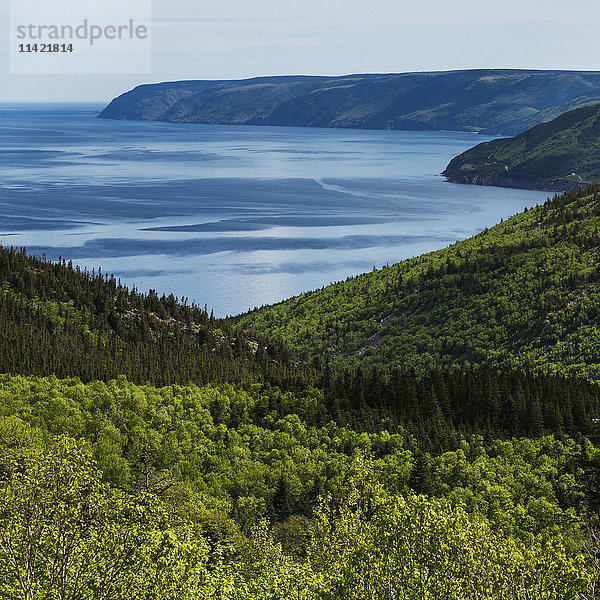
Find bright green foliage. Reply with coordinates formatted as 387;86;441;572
3;187;600;596
0;374;595;548
311;491;590;599
0;435;211;600
225;521;316;600
238;185;600;378
0;438;593;599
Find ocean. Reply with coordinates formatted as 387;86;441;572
0;104;550;316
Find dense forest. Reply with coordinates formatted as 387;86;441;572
4;187;600;597
1;375;598;597
0;245;314;388
238;185;600;378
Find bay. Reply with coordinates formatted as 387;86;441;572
0;104;550;316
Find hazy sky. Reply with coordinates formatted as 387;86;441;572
2;0;600;103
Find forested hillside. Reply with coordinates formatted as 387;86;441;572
3;188;600;596
1;426;592;599
443;103;600;190
0;246;313;389
238;185;600;379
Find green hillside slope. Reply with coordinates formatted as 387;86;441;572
99;70;600;136
443;104;600;190
0;246;313;389
3;195;600;594
238;185;600;378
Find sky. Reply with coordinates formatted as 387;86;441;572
2;0;600;103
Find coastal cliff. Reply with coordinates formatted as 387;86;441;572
100;69;600;136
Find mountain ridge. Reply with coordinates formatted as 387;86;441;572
100;69;600;136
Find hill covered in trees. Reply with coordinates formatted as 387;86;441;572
100;69;600;136
0;246;314;389
4;187;600;596
237;185;600;379
443;104;600;190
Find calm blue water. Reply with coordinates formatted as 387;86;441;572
0;104;550;316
